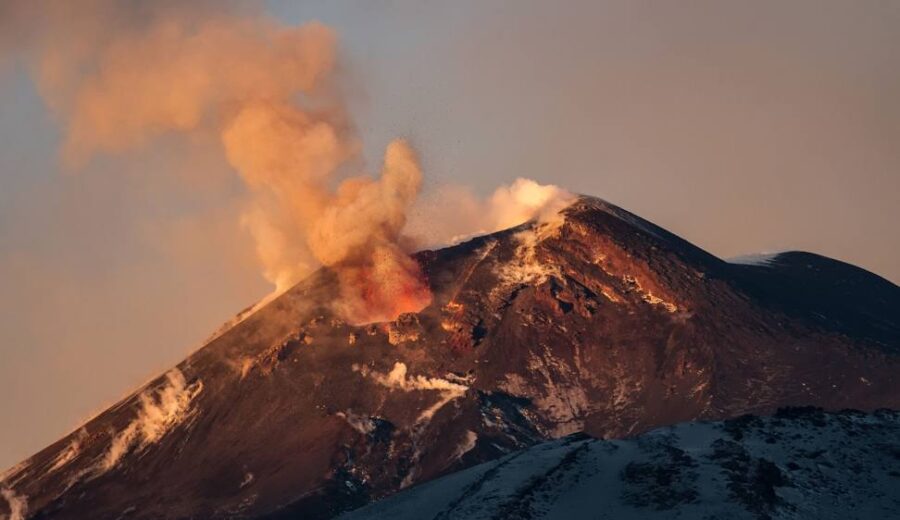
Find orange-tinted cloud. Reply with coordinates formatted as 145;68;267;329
6;1;432;324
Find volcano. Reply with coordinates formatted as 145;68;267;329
2;196;899;519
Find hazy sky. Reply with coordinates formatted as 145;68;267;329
1;0;898;469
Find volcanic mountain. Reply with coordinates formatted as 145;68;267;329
2;196;899;520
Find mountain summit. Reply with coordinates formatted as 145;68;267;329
3;196;899;519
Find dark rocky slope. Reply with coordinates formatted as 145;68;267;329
2;196;898;519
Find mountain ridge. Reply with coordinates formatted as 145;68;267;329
341;407;900;520
2;195;898;519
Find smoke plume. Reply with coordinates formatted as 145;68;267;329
407;178;576;248
2;1;574;324
3;0;435;323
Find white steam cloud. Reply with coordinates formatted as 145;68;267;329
408;178;576;248
100;369;202;472
2;1;576;325
355;362;469;423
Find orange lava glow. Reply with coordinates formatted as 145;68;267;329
335;251;432;324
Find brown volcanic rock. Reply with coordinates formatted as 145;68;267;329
3;196;899;519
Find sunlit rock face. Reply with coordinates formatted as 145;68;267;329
4;196;899;520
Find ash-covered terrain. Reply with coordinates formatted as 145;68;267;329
342;408;900;520
2;196;899;519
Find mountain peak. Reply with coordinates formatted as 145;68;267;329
3;197;899;520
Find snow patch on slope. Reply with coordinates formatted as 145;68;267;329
0;487;27;520
99;369;202;471
498;230;560;285
494;190;576;287
497;220;568;286
452;431;478;461
623;275;679;313
355;363;469;423
729;252;783;266
337;410;377;435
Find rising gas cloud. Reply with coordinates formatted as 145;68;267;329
2;0;571;324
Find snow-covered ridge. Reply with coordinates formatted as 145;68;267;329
728;252;784;267
341;408;900;520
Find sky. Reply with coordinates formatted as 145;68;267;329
1;0;899;470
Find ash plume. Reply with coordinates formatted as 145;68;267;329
1;0;571;324
2;0;432;323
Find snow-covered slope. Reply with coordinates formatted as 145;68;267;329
342;408;900;520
